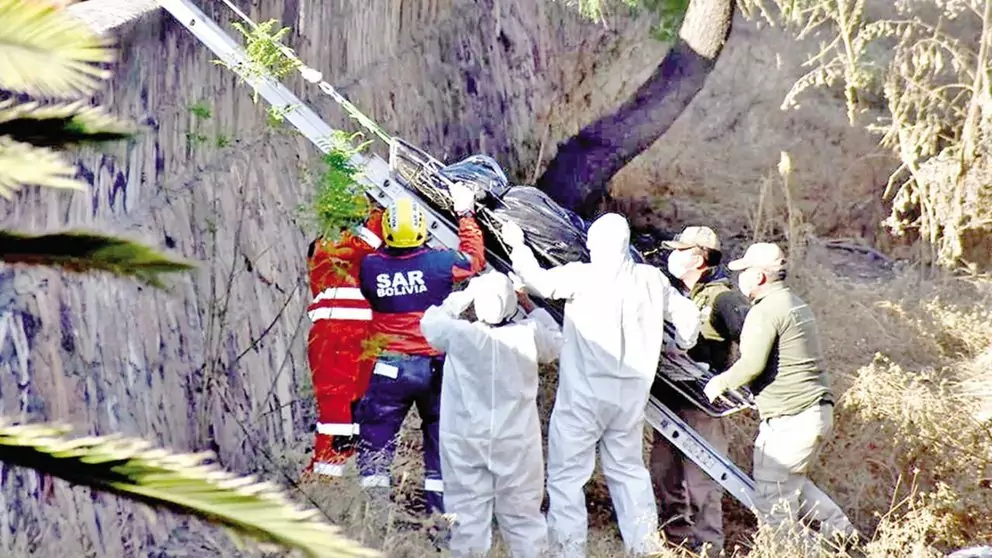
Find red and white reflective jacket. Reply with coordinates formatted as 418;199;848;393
306;209;385;325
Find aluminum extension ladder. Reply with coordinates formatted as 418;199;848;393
156;0;759;513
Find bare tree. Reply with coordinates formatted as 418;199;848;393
538;0;733;217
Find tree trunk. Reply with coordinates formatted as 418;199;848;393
537;0;734;217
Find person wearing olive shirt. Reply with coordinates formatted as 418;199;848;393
703;242;859;546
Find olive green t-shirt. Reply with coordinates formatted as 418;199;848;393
712;283;833;419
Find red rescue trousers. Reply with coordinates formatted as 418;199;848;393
306;287;376;477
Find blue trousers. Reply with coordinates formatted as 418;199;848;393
355;354;445;514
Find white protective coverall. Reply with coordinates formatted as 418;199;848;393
505;213;702;558
420;271;564;558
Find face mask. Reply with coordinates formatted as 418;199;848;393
737;269;758;299
666;250;692;279
667;250;689;279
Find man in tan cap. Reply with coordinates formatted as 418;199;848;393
703;242;859;545
650;226;750;557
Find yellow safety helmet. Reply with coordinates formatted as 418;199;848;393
382;197;428;248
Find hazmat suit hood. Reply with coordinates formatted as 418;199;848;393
473;272;518;324
586;213;633;275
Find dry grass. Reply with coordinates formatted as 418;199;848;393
279;239;992;558
619;156;991;557
714;161;992;556
792;270;992;553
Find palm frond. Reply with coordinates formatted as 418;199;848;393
0;137;87;199
0;99;135;147
0;230;196;288
0;419;380;558
0;0;116;98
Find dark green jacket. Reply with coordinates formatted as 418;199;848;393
652;268;749;409
685;268;749;373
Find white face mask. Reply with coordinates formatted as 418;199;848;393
737;269;759;299
666;249;693;280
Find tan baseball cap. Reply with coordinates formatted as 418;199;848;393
662;225;721;251
727;242;786;272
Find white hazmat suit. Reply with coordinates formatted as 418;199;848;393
504;214;702;558
420;271;564;558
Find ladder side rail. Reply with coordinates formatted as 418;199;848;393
645;398;758;510
157;0;464;252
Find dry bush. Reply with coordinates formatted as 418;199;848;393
713;260;992;557
831;355;992;546
957;348;992;422
282;259;992;558
704;155;992;557
738;0;992;268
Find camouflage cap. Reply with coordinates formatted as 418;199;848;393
662;225;721;251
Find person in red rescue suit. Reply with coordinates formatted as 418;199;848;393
355;183;485;515
304;206;385;478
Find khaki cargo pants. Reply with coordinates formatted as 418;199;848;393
753;402;855;540
649;407;727;555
